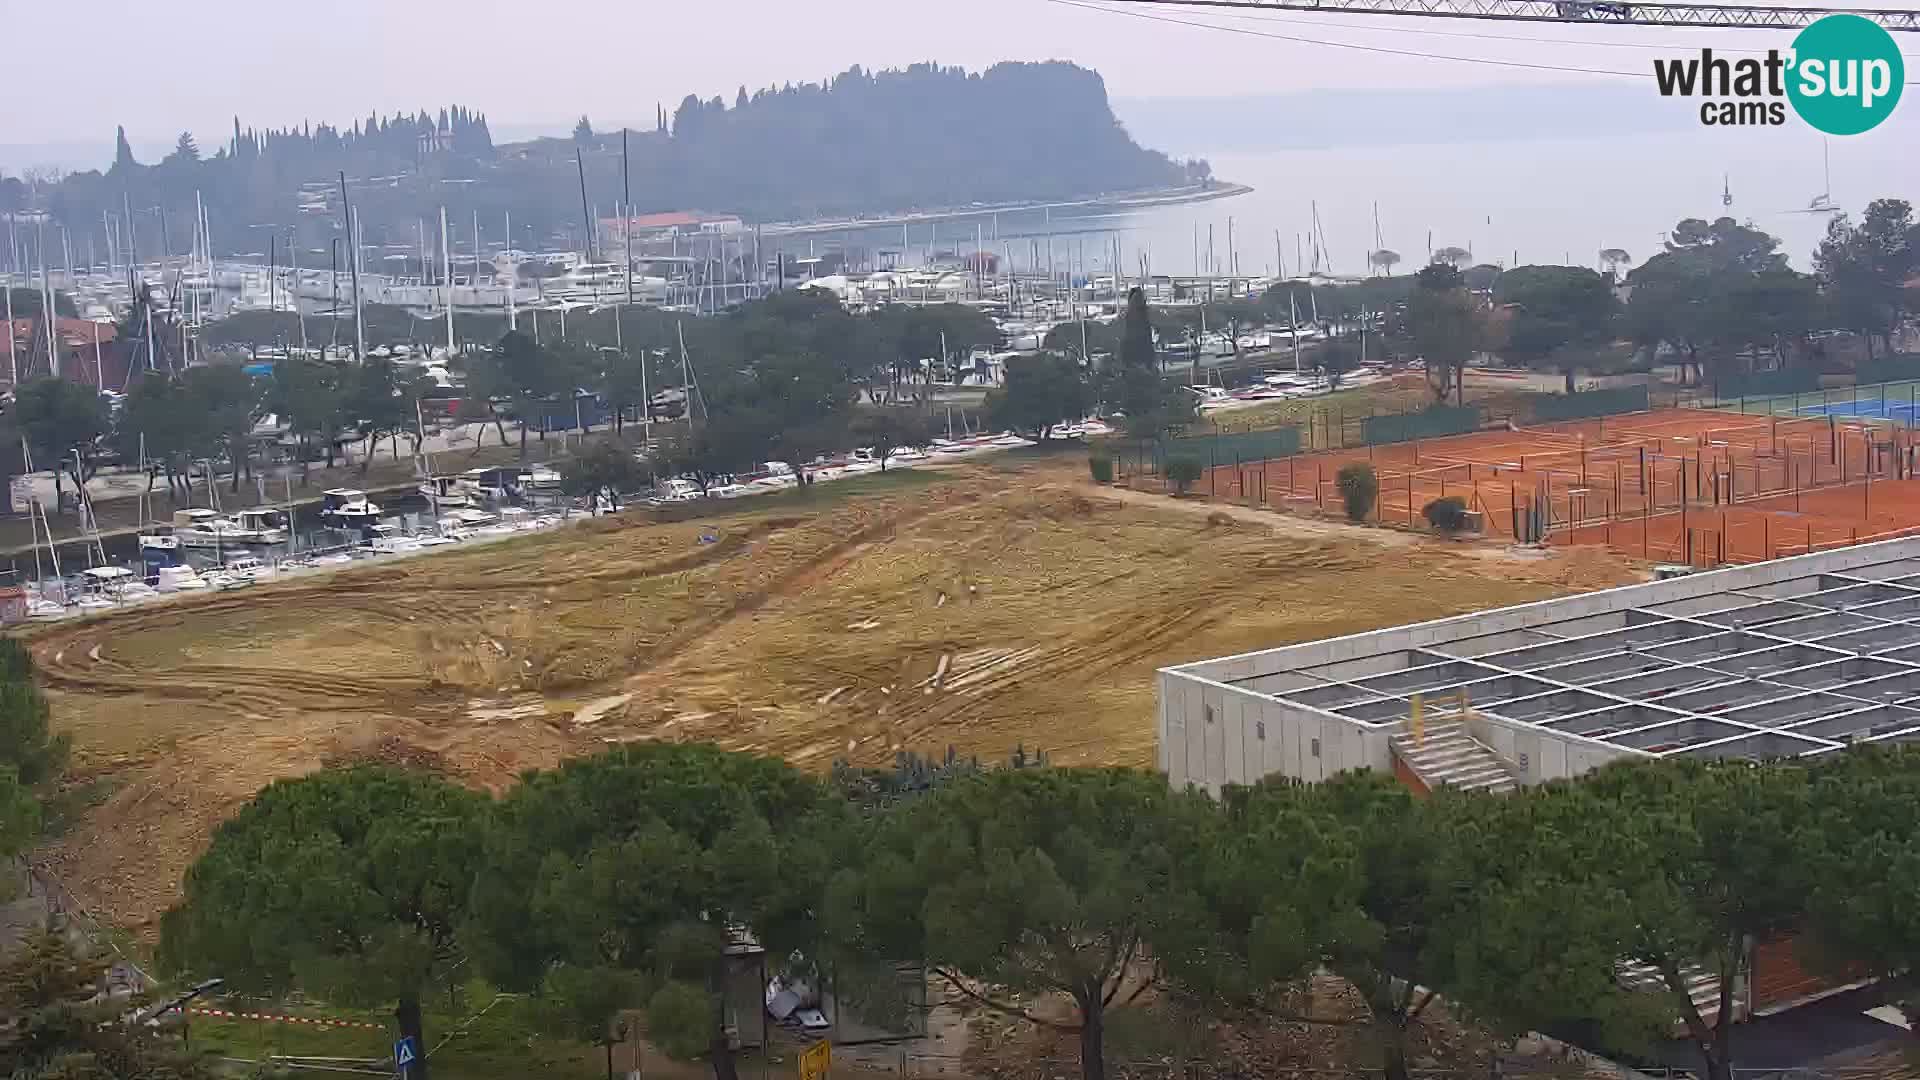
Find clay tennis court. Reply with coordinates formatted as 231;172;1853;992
1189;407;1920;567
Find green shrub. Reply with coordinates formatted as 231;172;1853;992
1336;462;1378;522
1165;456;1203;495
1088;454;1114;483
646;980;714;1061
1422;495;1470;532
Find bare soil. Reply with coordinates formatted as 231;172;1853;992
24;456;1641;935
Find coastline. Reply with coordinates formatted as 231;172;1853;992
758;181;1254;239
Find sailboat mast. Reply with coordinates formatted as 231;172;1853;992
622;129;635;309
440;206;454;355
338;171;364;361
292;229;308;355
38;218;56;376
1290;292;1303;373
4;271;14;387
505;210;515;330
574;148;593;261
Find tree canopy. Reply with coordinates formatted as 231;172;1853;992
828;767;1212;1080
158;766;489;1073
1408;263;1478;402
30;63;1185;258
1493;265;1619;390
153;735;1920;1080
1814;198;1918;359
467;744;846;1080
987;353;1091;441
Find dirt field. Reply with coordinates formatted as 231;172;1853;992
23;455;1640;934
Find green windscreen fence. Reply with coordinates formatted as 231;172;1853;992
1527;386;1650;422
1164;426;1303;465
1363;405;1480;446
1855;355;1920;388
1714;369;1818;400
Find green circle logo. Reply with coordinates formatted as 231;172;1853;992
1787;13;1904;135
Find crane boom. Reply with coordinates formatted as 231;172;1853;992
1097;0;1920;31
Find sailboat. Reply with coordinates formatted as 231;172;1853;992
24;499;65;619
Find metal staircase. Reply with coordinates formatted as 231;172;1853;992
1390;690;1522;794
1389;718;1520;794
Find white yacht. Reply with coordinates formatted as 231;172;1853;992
206;555;272;589
81;566;157;603
437;509;498;538
365;524;422;554
171;507;288;546
139;523;181;556
231;508;289;543
155;565;210;593
419;476;473;509
1186;385;1236;411
549;262;627;301
320;489;382;527
752;462;798;488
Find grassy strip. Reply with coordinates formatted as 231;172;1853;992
181;987;600;1080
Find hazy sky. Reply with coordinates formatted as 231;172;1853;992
5;0;1910;159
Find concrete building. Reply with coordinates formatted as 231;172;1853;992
1159;536;1920;796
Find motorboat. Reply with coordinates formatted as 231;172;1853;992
81;566;157;604
171;507;287;546
171;509;229;547
522;466;563;491
1186;385;1237;412
155;565;209;592
223;555;272;578
840;451;882;475
365;524;422;554
437;509;498;538
27;597;65;620
320;489;382;526
419;476;474;509
230;508;289;544
457;466;521;500
139;524;181;556
888;445;931;462
206;555;273;589
652;479;703;503
752;462;797;488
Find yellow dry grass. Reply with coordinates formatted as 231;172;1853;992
24;455;1641;934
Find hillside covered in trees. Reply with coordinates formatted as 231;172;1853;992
6;62;1199;258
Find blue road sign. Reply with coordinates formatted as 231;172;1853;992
395;1036;418;1068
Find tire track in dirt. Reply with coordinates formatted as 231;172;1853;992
601;492;990;686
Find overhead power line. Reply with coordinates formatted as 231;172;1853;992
1085;0;1920;30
